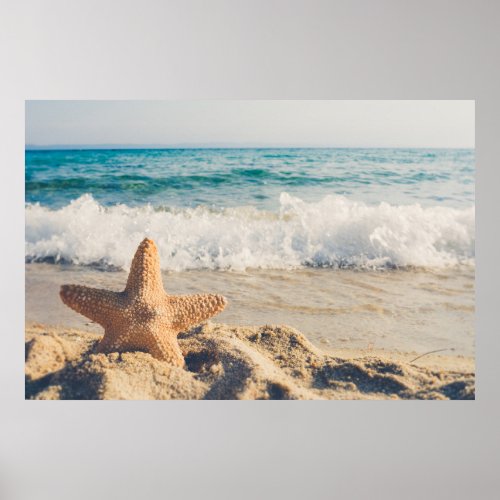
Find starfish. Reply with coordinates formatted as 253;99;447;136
59;238;227;366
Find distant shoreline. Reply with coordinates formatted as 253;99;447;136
25;145;475;152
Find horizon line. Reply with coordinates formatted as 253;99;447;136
25;143;475;151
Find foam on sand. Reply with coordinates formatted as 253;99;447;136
25;323;474;400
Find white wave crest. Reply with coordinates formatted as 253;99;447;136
25;193;475;271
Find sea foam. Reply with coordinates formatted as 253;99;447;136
25;193;475;271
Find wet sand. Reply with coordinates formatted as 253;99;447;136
26;263;475;356
25;322;474;400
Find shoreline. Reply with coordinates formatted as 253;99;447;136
26;263;476;357
25;322;475;400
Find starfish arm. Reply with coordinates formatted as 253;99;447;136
167;293;227;332
60;284;123;327
125;238;165;297
148;334;185;366
95;327;185;366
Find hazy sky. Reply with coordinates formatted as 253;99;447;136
25;100;474;148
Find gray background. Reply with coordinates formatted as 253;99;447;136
1;1;499;499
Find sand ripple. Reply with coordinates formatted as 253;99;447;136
25;323;474;400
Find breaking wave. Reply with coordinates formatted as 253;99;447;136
25;193;475;271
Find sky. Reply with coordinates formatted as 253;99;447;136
25;100;475;148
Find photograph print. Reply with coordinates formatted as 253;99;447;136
25;100;475;400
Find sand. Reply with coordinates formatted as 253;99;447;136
25;322;475;400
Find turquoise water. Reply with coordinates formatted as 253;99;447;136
25;148;475;271
26;148;474;209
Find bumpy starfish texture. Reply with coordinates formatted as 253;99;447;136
59;238;227;366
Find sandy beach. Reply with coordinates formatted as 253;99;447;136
25;321;474;400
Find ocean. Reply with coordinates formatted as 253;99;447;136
25;148;475;355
